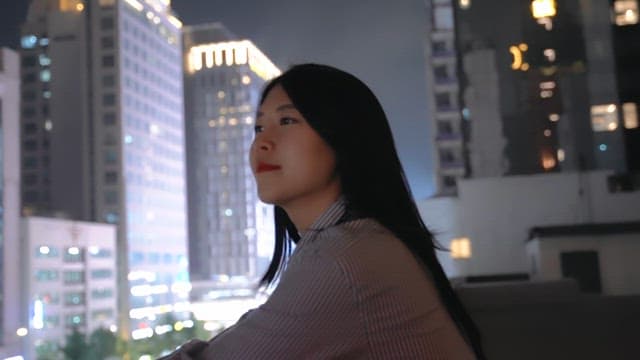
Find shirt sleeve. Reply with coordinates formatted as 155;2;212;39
195;250;367;359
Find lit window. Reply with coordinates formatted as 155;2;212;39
623;102;638;129
21;35;37;49
591;104;619;132
557;148;565;162
229;118;238;126
459;0;471;9
241;75;251;84
433;5;454;30
451;238;472;259
531;0;557;19
45;120;53;131
39;54;51;66
217;91;225;99
599;143;608;152
614;0;638;26
549;113;560;122
543;48;556;62
544;129;552;137
541;151;556;170
40;70;51;82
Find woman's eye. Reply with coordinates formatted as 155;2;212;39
254;125;263;133
280;117;298;125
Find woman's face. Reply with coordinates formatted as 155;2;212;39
250;85;341;209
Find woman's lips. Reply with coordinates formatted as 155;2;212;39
256;163;282;173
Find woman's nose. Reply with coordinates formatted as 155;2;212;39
254;135;275;151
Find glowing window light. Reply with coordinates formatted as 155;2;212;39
242;75;251;85
541;152;556;170
39;246;51;255
16;328;28;337
539;81;556;90
549;113;560;122
155;324;173;335
540;90;553;98
124;0;144;12
614;0;639;26
32;300;44;329
131;327;153;340
591;104;619;132
544;48;556;62
244;116;253;125
557;148;565;162
531;0;557;19
544;129;552;137
509;44;529;71
45;119;53;131
88;246;100;255
187;41;281;80
168;15;182;29
459;0;471;9
68;247;80;255
450;237;472;259
623;102;638;129
229;118;238;126
599;143;608;151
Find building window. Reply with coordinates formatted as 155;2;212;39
64;247;85;263
103;74;115;87
103;94;116;106
21;35;38;49
63;271;85;284
40;69;51;82
24;174;38;185
435;93;452;111
24;156;38;168
104;190;118;204
104;149;117;164
23;140;38;151
102;55;115;67
613;0;638;26
101;36;114;49
91;288;113;299
22;56;37;67
591;104;619;131
433;4;454;30
443;175;457;188
100;17;114;30
64;292;85;306
450;237;472;259
105;171;118;184
623;102;638;129
91;269;113;279
22;73;37;83
89;247;112;258
64;314;86;328
35;270;59;282
103;112;116;125
92;309;114;321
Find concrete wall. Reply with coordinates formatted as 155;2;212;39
418;171;640;278
458;281;640;360
527;233;640;295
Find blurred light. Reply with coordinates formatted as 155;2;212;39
45;120;53;131
224;208;233;216
460;0;471;9
244;116;253;125
510;44;529;71
5;356;24;360
242;75;251;84
608;104;617;113
208;120;216;128
540;90;553;98
599;144;608;151
124;0;144;11
608;122;618;131
21;35;37;49
168;15;183;29
557;148;565;162
204;322;220;331
182;319;194;328
16;328;28;337
542;152;556;170
539;81;556;90
544;129;552;137
124;135;133;144
128;270;156;282
131;328;153;340
531;0;557;19
614;0;639;26
88;246;100;255
155;324;172;335
139;356;152;360
549;113;560;122
451;238;472;259
623;102;638;129
39;246;50;255
76;3;84;11
591;104;619;132
229;118;238;126
43;90;51;99
150;124;160;135
217;91;225;99
110;325;117;332
32;300;44;329
68;247;80;255
544;48;556;62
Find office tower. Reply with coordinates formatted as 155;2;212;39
19;0;189;338
425;0;640;194
183;23;279;288
0;47;22;359
21;217;117;359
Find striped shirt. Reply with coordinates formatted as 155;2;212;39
169;199;476;359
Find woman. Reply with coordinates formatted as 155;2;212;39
165;64;485;359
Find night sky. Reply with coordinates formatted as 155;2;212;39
1;0;435;198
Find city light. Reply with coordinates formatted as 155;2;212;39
187;41;281;80
451;238;472;259
510;44;529;71
531;0;557;19
16;328;28;337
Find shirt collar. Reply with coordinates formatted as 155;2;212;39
299;196;347;241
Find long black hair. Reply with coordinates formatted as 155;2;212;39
257;64;485;359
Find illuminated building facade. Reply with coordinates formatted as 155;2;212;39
0;48;22;359
20;217;117;360
425;0;640;193
183;23;278;288
19;0;189;339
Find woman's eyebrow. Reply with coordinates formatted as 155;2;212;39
257;103;297;118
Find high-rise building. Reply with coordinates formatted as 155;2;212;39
425;0;640;194
19;0;189;338
183;23;279;288
0;47;23;360
21;217;118;360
